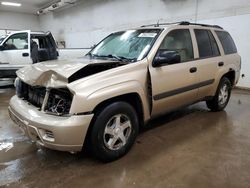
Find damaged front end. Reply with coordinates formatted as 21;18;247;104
16;58;127;88
9;50;136;153
15;78;73;116
14;58;127;116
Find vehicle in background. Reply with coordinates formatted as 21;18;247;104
0;35;7;44
0;30;90;78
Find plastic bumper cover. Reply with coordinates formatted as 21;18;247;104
8;95;94;152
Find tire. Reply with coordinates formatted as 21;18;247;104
206;77;232;112
90;101;139;162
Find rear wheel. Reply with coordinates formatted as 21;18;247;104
90;102;139;162
206;77;232;111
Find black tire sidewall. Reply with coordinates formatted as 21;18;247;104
215;77;232;110
90;102;139;162
206;77;232;111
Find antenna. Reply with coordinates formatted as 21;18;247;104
156;20;160;27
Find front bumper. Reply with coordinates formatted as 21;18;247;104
9;95;94;152
0;64;26;78
0;69;18;78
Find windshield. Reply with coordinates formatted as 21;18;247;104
0;35;7;44
88;29;161;62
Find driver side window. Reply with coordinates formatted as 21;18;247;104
159;29;194;63
4;33;28;50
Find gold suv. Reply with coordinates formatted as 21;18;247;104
9;22;241;162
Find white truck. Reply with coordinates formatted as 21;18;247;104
0;30;90;78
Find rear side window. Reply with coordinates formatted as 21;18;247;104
194;29;220;58
215;31;237;54
208;31;220;56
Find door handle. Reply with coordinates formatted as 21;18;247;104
218;62;224;67
22;53;29;57
189;67;197;73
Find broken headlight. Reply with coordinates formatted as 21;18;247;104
45;88;73;116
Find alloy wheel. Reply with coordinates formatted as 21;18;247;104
103;114;132;150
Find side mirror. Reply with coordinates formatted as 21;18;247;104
0;45;4;51
153;50;181;67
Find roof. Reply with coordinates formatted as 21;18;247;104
140;21;223;30
31;31;46;35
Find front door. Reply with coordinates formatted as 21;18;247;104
46;31;58;60
0;31;31;66
149;29;199;116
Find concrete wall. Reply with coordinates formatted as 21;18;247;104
38;0;250;88
1;1;249;87
39;0;197;48
39;0;250;46
0;11;40;31
201;14;250;88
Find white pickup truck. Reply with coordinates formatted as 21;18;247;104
0;30;90;78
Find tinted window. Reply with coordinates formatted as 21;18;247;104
4;33;28;50
195;29;213;58
159;29;193;62
216;31;237;54
208;31;220;56
31;36;48;49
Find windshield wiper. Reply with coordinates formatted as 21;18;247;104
97;54;134;62
111;55;137;62
106;54;124;61
88;53;136;62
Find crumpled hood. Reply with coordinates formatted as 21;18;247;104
17;57;123;87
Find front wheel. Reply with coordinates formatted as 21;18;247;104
206;77;232;111
90;102;139;162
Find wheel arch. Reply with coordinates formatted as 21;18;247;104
222;70;236;86
82;92;145;149
92;92;144;125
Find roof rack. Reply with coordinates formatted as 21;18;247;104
141;21;223;29
141;21;183;28
179;21;223;29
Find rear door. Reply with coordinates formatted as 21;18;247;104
46;32;58;60
149;29;199;116
0;31;31;66
192;29;222;99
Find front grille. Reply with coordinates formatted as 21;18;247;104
26;86;46;108
16;80;46;108
16;79;72;115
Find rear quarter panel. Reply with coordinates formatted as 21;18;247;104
206;29;241;96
